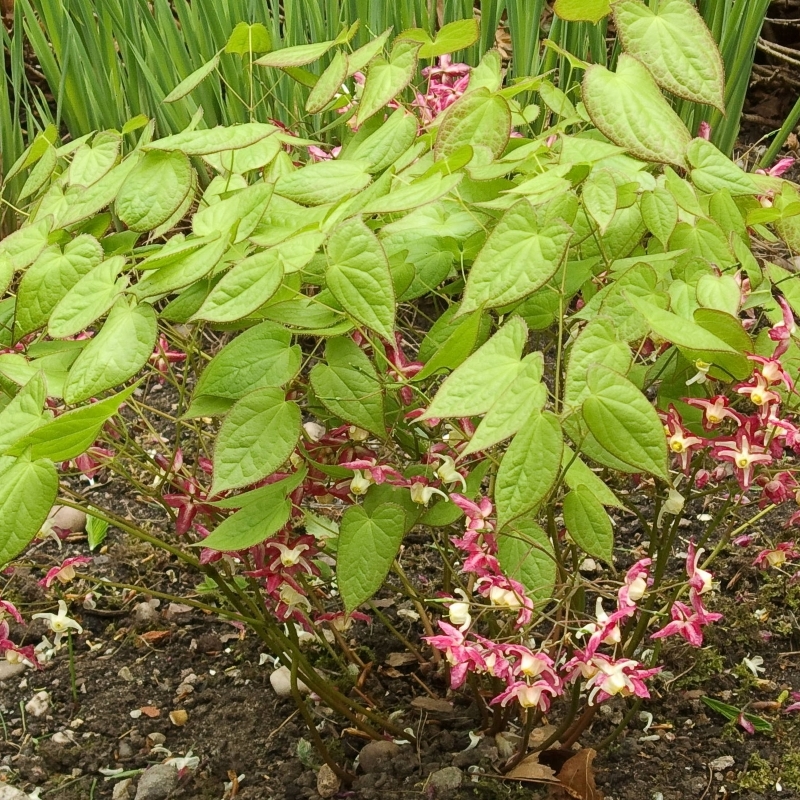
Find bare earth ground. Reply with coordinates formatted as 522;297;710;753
2;509;800;800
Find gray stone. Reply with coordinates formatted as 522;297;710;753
132;601;160;628
709;755;735;772
25;691;49;717
113;778;134;800
0;786;29;800
358;740;401;774
134;764;179;800
0;662;25;681
427;766;463;796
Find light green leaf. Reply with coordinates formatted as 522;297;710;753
497;519;556;606
419;19;479;58
669;219;734;266
193;182;274;242
69;132;121;187
212;387;301;494
539;81;576;119
434;88;511;162
18;237;102;337
193;250;284;322
145;123;276;155
225;22;271;55
203;134;281;174
55;157;139;227
164;53;221;102
19;144;57;200
0;373;47;456
356;40;420;126
360;173;462;216
561;445;623;508
496;410;563;528
460;200;572;313
8;385;136;461
255;39;335;68
48;256;127;339
613;0;725;111
564;317;632;411
461;355;547;456
351;109;419;172
696;273;741;316
63;301;157;404
326;217;395;338
309;336;385;437
193;322;300;402
582;54;691;167
202;488;291;552
347;29;393;76
132;234;228;299
275;160;371;205
116;150;194;231
422;317;527;419
563;485;613;562
0;456;58;567
641;187;679;245
626;292;748;377
583;168;618;234
337;503;406;612
306;51;349;113
582;365;669;482
86;512;109;551
554;0;612;23
0;218;51;270
414;309;483;381
688;138;760;195
0;256;12;297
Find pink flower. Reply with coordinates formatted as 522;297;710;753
661;406;705;473
163;477;216;536
758;472;798;506
565;651;660;704
784;691;800;713
698;122;711;140
450;494;494;534
756;157;795;178
768;297;797;358
685;396;739;430
618;558;652;608
63;445;115;480
753;541;800;569
736;374;781;419
39;556;92;588
149;335;186;379
0;622;37;668
0;599;23;624
711;430;772;490
747;355;794;391
491;679;561;712
686;540;713;594
424;621;485;689
651;590;722;647
737;712;755;734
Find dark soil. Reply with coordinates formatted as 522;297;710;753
2;515;800;800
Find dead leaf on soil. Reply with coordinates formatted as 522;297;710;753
410;696;454;714
140;706;161;718
506;753;558;783
169;709;189;726
550;748;604;800
138;630;171;645
382;667;404;678
386;652;417;668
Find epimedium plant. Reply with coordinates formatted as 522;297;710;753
1;0;800;781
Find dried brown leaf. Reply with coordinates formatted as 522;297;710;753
140;706;160;718
386;652;417;668
552;748;604;800
410;696;453;714
506;753;558;783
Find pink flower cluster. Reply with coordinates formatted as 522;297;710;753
0;599;36;667
413;56;470;126
425;499;663;710
660;339;800;500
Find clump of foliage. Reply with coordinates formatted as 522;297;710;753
1;0;799;782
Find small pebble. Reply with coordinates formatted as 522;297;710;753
25;691;50;718
270;665;309;698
